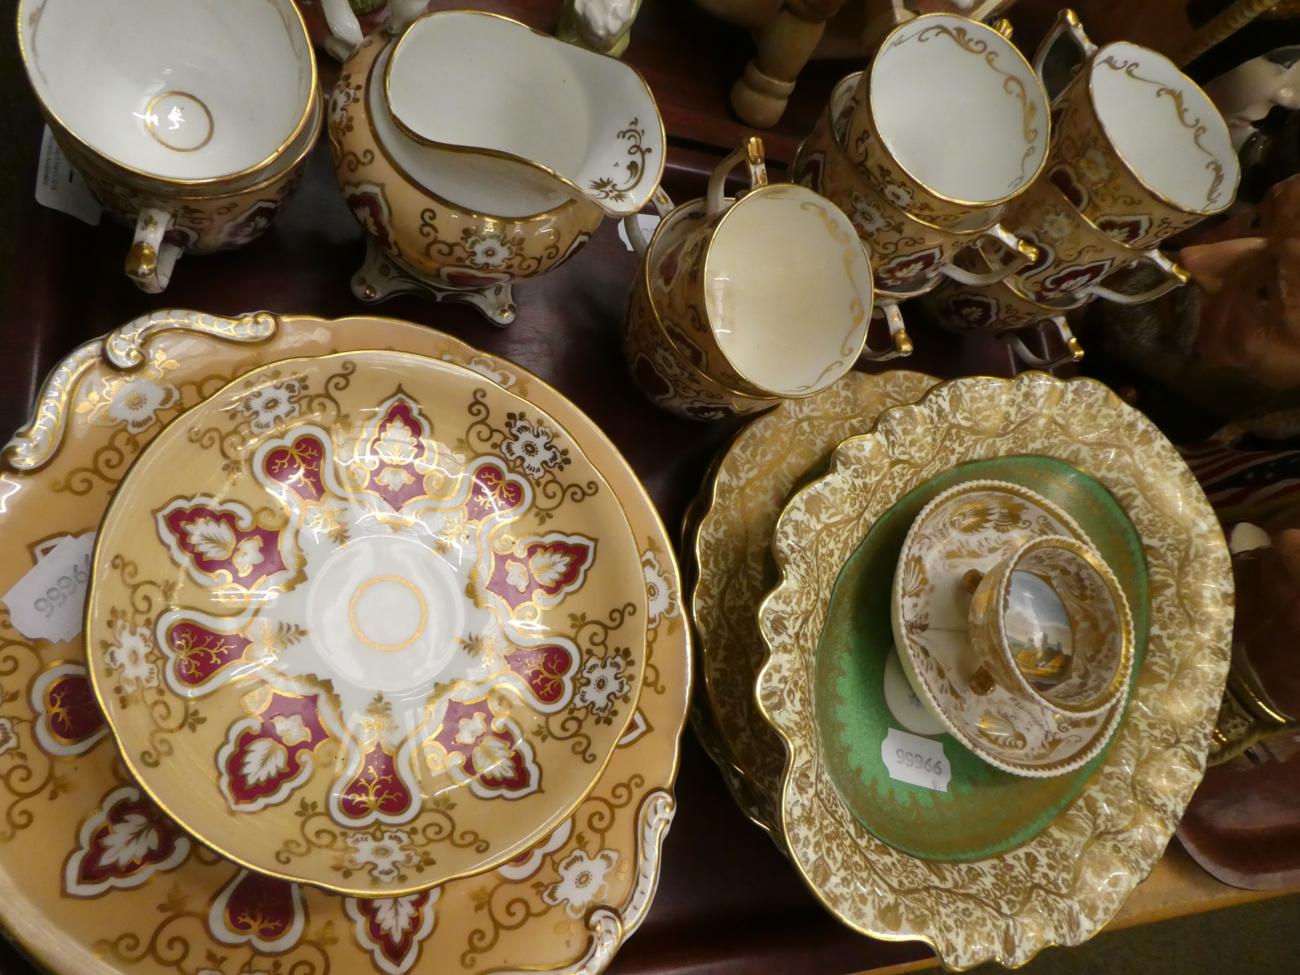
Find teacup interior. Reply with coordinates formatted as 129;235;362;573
870;15;1048;203
1090;42;1238;213
387;12;662;213
21;0;312;181
1004;570;1073;691
1003;543;1126;711
705;185;873;396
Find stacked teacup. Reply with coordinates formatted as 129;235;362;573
796;9;1240;367
621;138;899;421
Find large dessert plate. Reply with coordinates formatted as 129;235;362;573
0;310;689;975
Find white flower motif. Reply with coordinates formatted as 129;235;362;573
642;551;676;625
346;829;416;883
0;717;17;755
106;377;176;434
372;895;422;940
271;713;311;747
105;623;159;692
375;466;413;493
528;549;572;588
850;193;890;237
99;813;161;869
183;517;237;561
241;737;289;786
231;536;265;579
881;179;914;208
472;735;518;782
501;416;563;481
240;379;303;433
374;422;419;468
576;654;629;714
542;848;619;917
1040;206;1075;244
1077;148;1112;185
466;232;515;269
454;713;487;746
505;560;530;593
353;206;382;240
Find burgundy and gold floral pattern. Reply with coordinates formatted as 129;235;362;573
0;313;688;975
85;351;648;895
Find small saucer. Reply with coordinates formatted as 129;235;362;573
891;480;1128;777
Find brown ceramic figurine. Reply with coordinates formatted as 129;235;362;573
1103;172;1300;435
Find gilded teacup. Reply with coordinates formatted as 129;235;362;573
18;0;320;292
647;138;875;399
1033;9;1238;248
928;273;1084;369
999;177;1189;302
845;14;1050;229
623;194;779;420
796;71;1038;294
966;534;1134;719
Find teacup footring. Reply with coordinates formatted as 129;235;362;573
351;239;517;326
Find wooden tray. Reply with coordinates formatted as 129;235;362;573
1;4;1294;972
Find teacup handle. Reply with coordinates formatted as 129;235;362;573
1084;252;1191;305
622;187;675;258
860;300;914;361
707;136;768;219
1000;317;1085;371
124;206;183;295
1031;9;1097;102
942;227;1040;286
320;0;428;60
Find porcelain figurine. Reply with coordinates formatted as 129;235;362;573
1102;172;1300;436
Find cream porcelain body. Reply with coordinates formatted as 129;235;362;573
384;10;665;218
19;0;316;187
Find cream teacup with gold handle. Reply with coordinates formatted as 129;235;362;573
18;0;320;293
622;191;779;420
928;273;1085;371
644;137;876;399
966;534;1134;720
1032;9;1239;248
845;14;1050;230
998;179;1190;303
797;72;1039;294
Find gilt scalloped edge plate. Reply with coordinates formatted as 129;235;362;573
755;372;1233;970
0;310;689;975
688;371;941;835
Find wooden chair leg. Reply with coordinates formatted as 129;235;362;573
730;0;849;128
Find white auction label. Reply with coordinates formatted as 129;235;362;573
35;127;103;226
882;727;950;792
2;532;96;643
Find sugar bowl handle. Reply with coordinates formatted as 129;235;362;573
707;136;768;219
124;206;183;295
